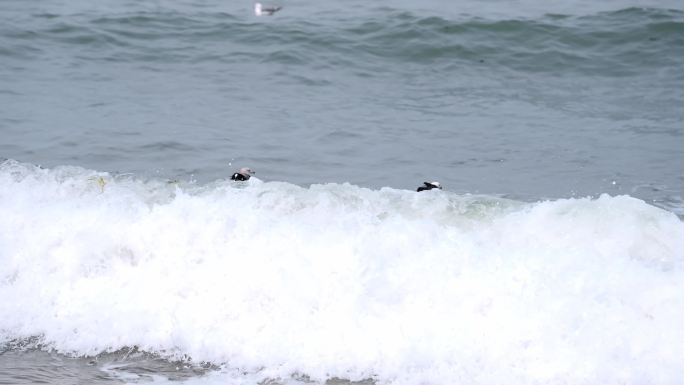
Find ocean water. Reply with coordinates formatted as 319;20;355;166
1;0;684;384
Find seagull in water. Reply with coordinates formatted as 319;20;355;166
417;181;442;192
231;167;255;181
254;2;282;16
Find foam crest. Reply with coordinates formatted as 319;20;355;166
1;161;683;385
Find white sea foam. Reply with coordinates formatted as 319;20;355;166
1;160;684;385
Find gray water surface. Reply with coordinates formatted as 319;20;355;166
2;1;683;210
0;348;211;384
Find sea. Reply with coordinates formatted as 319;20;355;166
1;0;683;384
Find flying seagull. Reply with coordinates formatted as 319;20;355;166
254;2;282;16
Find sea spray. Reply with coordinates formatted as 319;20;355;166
1;160;683;384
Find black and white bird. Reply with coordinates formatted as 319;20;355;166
231;167;255;181
254;2;282;16
416;181;442;192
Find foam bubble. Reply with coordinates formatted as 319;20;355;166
1;160;683;385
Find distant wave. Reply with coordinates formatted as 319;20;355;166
2;7;682;76
2;160;684;384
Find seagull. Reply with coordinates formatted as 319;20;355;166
417;181;442;192
231;167;255;181
254;2;282;16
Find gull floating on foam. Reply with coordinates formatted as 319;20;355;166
417;181;442;192
231;167;255;181
254;2;282;16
